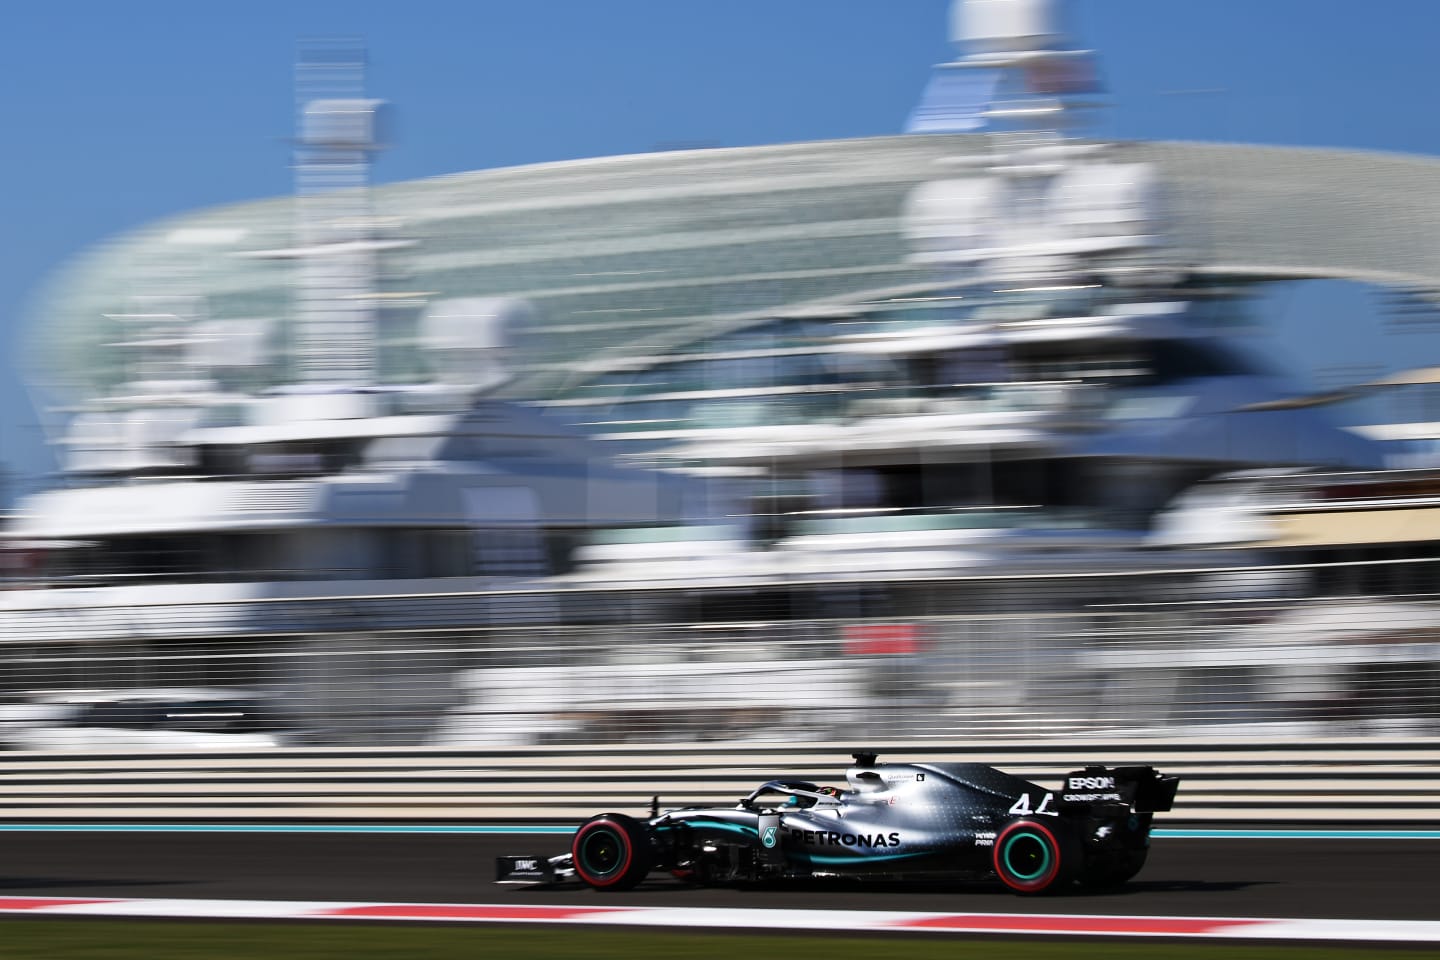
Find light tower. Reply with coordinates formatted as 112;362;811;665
291;39;390;387
905;0;1174;290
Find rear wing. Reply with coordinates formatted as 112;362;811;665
1058;765;1179;813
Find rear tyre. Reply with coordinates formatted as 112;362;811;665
993;819;1075;895
571;814;653;891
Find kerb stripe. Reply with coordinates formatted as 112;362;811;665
0;896;1437;942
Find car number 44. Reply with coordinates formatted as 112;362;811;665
1007;792;1057;816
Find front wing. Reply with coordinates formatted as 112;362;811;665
496;853;575;886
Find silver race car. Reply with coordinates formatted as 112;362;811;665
498;751;1179;895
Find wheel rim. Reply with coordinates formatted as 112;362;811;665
577;825;627;880
1002;831;1051;881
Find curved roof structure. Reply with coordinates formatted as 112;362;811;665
25;135;1440;406
1134;140;1440;290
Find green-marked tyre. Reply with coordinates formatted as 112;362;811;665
571;813;653;891
993;820;1075;894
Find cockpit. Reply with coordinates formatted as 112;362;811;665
742;780;844;810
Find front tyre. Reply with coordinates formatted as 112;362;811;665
571;814;653;891
993;820;1075;895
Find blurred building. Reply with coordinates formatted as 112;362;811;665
26;135;1440;419
7;2;1440;746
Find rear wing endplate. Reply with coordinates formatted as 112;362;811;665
1059;764;1180;813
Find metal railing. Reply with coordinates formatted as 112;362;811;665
0;741;1435;823
0;555;1437;750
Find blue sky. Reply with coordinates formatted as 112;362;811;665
2;0;1440;494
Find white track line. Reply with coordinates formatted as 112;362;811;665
0;896;1437;942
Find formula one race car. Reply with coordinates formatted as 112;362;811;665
497;751;1179;895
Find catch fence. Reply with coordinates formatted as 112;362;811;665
0;555;1436;749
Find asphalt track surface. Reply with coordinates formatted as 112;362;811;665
0;829;1433;923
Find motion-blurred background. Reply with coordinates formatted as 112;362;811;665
1;0;1438;823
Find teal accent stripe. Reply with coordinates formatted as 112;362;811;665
800;850;928;866
671;819;757;838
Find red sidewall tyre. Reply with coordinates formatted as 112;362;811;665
571;814;652;891
993;819;1069;894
